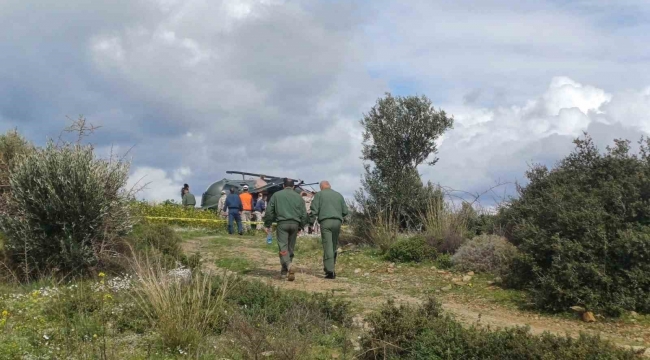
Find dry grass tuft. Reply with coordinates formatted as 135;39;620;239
130;254;229;351
420;195;471;254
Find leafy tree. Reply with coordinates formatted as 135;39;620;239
355;93;453;229
502;134;650;315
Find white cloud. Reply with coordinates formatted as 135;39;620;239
127;166;189;203
422;77;649;202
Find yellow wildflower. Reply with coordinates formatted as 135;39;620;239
103;294;113;301
93;334;98;339
98;272;106;278
1;310;8;317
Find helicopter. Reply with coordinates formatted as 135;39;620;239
200;170;317;210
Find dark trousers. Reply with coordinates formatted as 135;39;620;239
228;209;243;234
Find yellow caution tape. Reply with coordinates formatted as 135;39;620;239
144;216;349;228
144;216;263;224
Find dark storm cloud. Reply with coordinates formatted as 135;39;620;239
3;0;650;203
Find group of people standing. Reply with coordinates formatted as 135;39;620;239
180;179;348;281
217;185;266;234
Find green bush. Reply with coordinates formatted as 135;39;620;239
0;129;33;192
360;298;637;360
435;253;453;269
385;236;437;263
501;135;650;315
126;222;201;271
452;235;519;275
0;141;133;279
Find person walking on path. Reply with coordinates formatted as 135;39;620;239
239;185;254;232
309;180;348;279
182;186;196;207
224;187;243;235
263;178;308;281
217;190;227;218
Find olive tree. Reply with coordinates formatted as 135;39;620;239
355;93;453;230
0;122;134;279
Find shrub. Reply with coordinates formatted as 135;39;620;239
0;141;133;279
435;253;453;269
360;298;637;360
452;235;519;275
420;194;471;254
337;230;368;247
131;256;228;351
502;135;650;315
125;222;201;271
358;211;399;253
221;277;350;326
385;236;437;263
0;129;33;194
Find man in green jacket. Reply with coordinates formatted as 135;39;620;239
309;180;348;279
264;178;308;281
182;187;196;207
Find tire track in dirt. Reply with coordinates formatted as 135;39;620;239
183;236;650;354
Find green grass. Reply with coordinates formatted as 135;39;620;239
214;257;254;274
174;228;217;240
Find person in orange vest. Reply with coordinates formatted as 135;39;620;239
239;185;254;232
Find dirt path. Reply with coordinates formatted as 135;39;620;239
183;235;650;354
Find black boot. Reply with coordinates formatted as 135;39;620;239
325;271;336;279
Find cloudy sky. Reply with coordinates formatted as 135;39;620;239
2;0;650;204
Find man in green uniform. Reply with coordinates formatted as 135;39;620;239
182;187;196;207
264;178;308;281
310;180;348;279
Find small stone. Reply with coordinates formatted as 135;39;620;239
452;277;462;282
630;311;639;318
467;271;475;276
363;273;370;277
437;270;447;274
462;275;472;282
354;268;361;274
262;351;275;357
387;268;395;274
494;276;503;283
430;266;437;270
487;281;495;285
441;285;452;291
582;311;596;323
336;247;342;253
570;306;586;314
389;262;395;268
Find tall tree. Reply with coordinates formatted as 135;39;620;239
356;93;453;228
